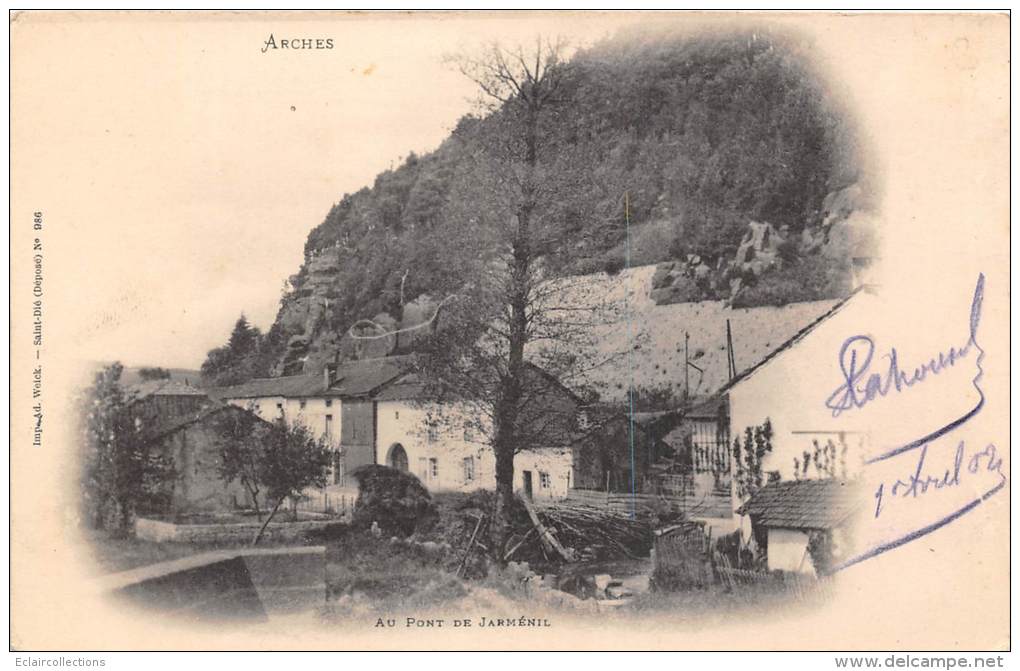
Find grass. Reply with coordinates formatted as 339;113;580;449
84;493;829;625
614;575;837;630
83;529;223;574
82;527;317;574
319;527;477;623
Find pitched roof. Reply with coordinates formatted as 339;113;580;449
210;355;414;400
142;403;223;442
685;395;728;420
737;479;861;530
139;399;261;444
332;355;415;397
210;374;322;400
372;373;427;402
716;288;866;395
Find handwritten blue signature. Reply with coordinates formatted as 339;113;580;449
826;273;985;465
872;440;1005;519
828;274;1006;572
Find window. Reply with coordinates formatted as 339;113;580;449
463;422;475;442
539;471;551;489
429;457;439;480
427;421;439;443
395;410;399;420
462;456;475;483
324;414;333;439
576;411;591;431
325;399;333;408
299;400;307;410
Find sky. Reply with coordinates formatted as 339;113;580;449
12;12;1008;372
12;12;619;369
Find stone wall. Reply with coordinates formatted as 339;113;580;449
134;516;336;544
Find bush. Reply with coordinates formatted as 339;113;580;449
569;256;607;276
807;530;836;576
714;530;742;568
351;465;438;537
732;255;851;308
602;252;626;276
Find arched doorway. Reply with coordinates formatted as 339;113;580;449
387;443;409;472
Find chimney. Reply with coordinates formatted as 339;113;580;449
323;362;339;389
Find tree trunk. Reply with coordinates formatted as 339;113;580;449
491;432;517;555
118;499;134;536
251;496;284;546
245;481;262;522
489;104;539;558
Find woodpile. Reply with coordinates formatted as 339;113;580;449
435;491;657;572
506;497;654;564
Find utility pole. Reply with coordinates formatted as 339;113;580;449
726;319;737;380
684;330;690;402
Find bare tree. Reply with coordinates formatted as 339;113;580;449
421;38;627;554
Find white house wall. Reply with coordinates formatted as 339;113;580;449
375;399;572;499
225;396;341;448
287;398;342;448
728;293;880;488
226;396;285;422
767;528;815;574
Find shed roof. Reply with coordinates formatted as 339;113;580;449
737;479;861;530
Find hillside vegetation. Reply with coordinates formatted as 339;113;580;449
202;27;871;386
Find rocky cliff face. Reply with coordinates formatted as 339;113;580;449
649;183;876;306
210;30;869;383
270;182;875;376
273;251;440;375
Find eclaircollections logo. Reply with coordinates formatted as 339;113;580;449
262;33;334;53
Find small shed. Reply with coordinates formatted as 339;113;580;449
737;479;860;574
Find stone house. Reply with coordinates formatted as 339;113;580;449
372;365;670;501
212;356;412;488
125;381;259;515
371;365;577;500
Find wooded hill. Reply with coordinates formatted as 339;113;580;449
201;27;871;386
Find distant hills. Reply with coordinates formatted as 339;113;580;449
90;364;203;388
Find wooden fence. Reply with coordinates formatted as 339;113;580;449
284;489;356;519
561;487;732;518
713;551;837;601
652;522;715;589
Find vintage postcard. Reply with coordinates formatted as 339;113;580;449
9;10;1010;652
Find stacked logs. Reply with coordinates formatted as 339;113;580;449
505;497;654;564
